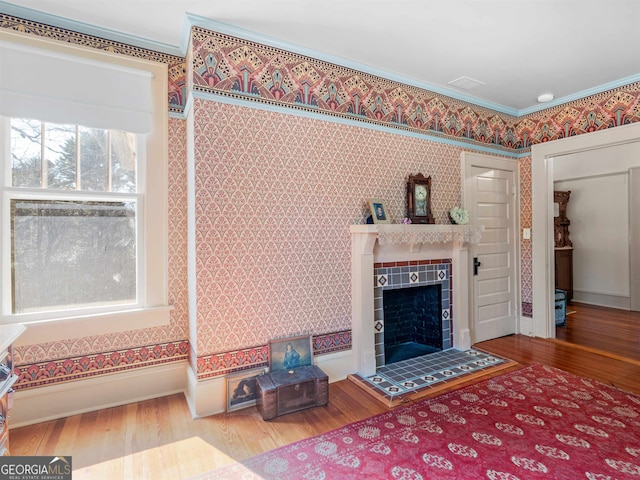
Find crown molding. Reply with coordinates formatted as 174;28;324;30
517;74;640;116
184;13;520;117
2;2;638;121
0;1;183;56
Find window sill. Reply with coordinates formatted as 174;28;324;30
7;305;173;347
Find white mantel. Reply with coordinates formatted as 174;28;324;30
350;224;482;376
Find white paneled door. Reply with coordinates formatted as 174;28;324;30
463;152;519;343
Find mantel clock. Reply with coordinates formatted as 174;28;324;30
406;173;434;224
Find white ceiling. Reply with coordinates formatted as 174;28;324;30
4;0;640;114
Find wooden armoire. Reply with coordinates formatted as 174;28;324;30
554;190;573;302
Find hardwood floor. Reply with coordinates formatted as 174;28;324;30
554;301;640;362
10;305;640;480
476;335;640;395
11;381;394;479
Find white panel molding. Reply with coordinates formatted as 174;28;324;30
11;361;188;427
185;366;225;419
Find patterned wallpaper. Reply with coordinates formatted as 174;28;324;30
190;26;640;153
184;24;639;377
191;98;464;359
519;157;533;314
2;13;638;387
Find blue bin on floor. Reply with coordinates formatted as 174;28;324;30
555;289;567;326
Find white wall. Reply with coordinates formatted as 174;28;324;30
554;142;640;180
553;141;640;309
555;174;629;307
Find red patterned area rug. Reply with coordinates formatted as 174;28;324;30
194;363;640;479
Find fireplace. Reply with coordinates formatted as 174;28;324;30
383;284;443;364
374;260;451;367
351;224;482;377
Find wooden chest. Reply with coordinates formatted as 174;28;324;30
256;365;328;420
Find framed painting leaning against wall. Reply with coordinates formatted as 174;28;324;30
226;367;265;412
269;335;313;372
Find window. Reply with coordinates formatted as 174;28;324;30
0;30;169;341
9;119;139;315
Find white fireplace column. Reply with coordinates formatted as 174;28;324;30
350;224;483;377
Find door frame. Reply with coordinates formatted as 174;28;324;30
531;122;640;338
461;151;522;344
631;167;640;312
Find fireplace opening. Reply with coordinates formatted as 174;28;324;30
383;284;443;364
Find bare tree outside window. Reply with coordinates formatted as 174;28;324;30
11;200;137;313
9;118;138;315
10;118;42;188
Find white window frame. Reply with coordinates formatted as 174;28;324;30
0;30;170;344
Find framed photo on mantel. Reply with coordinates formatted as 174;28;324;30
368;199;391;224
406;173;434;224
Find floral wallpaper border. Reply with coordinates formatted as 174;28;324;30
13;341;190;390
12;333;351;388
2;13;638;150
194;330;351;380
190;26;640;153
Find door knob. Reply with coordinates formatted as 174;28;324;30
473;257;482;276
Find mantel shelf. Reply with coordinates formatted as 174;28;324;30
350;224;484;249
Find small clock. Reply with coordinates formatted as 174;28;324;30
406;173;434;224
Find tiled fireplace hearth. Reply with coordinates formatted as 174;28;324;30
351;224;483;377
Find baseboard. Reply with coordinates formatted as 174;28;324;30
11;360;188;427
519;316;535;337
314;349;354;381
185;349;355;419
572;290;630;310
184;365;226;419
454;328;471;350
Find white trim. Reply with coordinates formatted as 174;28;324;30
0;1;182;57
631;168;640;311
531;122;640;338
0;31;170;339
185;366;225;419
185;101;198;354
10;360;188;427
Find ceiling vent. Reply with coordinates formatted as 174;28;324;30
448;76;485;90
